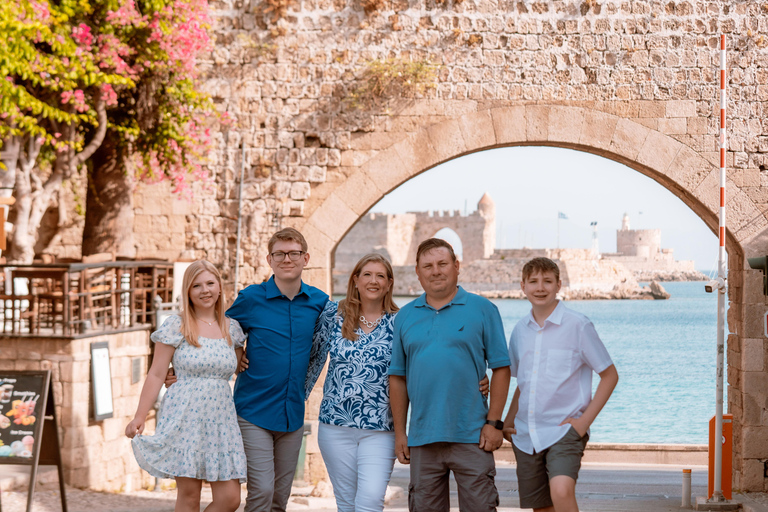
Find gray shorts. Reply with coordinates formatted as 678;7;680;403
408;442;499;512
511;426;589;509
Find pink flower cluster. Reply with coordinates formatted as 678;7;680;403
147;0;212;78
105;0;145;26
60;89;89;112
71;23;93;48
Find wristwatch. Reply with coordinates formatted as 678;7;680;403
485;419;504;430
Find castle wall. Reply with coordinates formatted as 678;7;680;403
33;0;768;492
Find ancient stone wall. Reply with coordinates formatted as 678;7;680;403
123;0;768;491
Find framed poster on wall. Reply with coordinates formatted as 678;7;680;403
90;341;114;421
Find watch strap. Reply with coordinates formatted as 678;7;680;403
485;419;504;430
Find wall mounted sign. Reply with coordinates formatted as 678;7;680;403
90;341;114;421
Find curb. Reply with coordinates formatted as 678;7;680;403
737;493;768;512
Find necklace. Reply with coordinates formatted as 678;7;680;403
359;314;382;329
199;318;214;327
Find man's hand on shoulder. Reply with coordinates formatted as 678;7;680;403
395;433;410;464
479;424;503;452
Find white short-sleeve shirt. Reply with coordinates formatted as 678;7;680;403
509;301;613;455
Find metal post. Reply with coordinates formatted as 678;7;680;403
682;469;692;508
234;141;246;293
710;33;728;504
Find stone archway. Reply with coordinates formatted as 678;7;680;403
299;105;758;283
295;104;766;491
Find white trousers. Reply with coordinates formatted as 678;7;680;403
318;423;396;512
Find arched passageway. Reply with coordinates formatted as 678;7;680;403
296;105;765;491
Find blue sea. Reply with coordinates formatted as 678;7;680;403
389;281;722;445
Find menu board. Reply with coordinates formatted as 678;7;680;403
0;372;47;463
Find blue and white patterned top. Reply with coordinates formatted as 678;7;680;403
305;301;395;431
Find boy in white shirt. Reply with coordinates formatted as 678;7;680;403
503;257;619;512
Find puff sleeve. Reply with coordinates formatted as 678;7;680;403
150;315;185;348
229;318;247;348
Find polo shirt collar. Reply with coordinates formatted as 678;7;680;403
414;285;467;309
526;300;564;328
265;275;311;299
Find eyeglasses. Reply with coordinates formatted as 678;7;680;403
270;251;305;262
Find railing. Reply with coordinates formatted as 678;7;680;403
0;261;174;337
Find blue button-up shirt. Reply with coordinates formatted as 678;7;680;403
229;276;328;432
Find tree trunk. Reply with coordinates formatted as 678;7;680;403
1;137;19;258
7;137;51;264
82;130;136;258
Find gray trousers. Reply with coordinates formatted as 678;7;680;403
238;416;304;512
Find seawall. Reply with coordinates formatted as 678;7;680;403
495;443;708;466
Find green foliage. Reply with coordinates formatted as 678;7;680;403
0;0;129;164
0;0;218;194
346;57;441;111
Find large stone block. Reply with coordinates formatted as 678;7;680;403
490;106;527;144
743;339;766;372
548;106;584;145
742;427;768;458
391;130;440;178
525;105;549;142
637;129;682;174
453;109;495;150
426;118;468;162
579;110;618;151
305;192;360;243
332;170;383;216
743;369;768;397
609;118;650;160
742;458;768;491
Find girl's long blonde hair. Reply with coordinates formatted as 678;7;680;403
179;260;231;347
339;253;399;341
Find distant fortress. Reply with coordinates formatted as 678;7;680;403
334;194;705;299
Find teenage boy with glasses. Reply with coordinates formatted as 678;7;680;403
227;228;328;512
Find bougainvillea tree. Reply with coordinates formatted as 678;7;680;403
0;0;216;262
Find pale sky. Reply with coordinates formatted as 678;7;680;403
370;146;720;274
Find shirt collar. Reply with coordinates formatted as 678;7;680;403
526;300;564;328
414;286;467;309
265;275;310;299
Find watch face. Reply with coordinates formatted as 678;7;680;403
487;420;504;430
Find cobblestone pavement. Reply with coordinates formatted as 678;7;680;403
1;470;766;512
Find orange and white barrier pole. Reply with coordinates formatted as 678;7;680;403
711;33;728;503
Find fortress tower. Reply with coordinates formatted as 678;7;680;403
616;213;662;259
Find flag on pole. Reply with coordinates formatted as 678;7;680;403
558;212;568;220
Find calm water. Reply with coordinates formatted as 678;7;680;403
386;281;722;445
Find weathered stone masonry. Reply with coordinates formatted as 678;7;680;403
122;0;768;491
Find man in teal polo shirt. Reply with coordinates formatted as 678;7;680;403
389;238;511;512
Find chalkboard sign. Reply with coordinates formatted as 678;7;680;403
0;372;46;462
0;370;67;512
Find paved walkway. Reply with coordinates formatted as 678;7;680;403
1;461;766;512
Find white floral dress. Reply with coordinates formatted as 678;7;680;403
132;315;247;482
